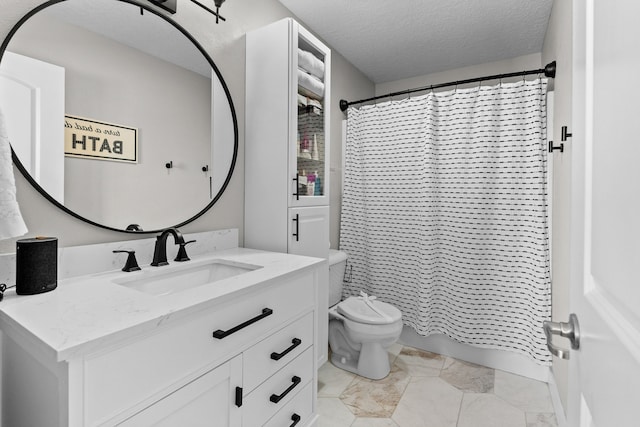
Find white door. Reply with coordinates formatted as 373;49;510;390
568;0;640;425
288;206;329;258
118;356;242;426
0;51;65;202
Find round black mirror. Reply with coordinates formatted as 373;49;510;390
0;0;238;233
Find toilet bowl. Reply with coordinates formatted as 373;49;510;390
328;250;403;380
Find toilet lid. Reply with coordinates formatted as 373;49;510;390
337;296;402;325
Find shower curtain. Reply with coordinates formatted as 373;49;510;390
340;79;551;365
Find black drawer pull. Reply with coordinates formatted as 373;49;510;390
270;376;301;404
212;308;273;339
290;413;301;427
271;338;302;361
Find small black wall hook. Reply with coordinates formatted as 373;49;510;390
561;126;573;141
549;141;564;153
165;161;173;169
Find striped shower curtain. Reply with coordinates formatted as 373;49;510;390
340;79;551;364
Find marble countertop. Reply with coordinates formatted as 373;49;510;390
0;247;324;362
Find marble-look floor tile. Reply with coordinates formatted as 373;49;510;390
318;344;561;427
394;347;445;377
440;358;494;393
494;370;554;413
340;364;410;417
351;418;399;427
457;393;526;427
318;360;357;397
526;412;559;427
317;397;355;427
388;343;404;364
392;377;463;427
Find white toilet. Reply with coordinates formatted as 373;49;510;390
327;250;403;380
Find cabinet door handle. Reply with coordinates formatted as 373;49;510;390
270;338;302;361
292;214;300;242
290;413;301;427
269;376;301;404
292;176;299;201
235;386;243;407
212;308;273;339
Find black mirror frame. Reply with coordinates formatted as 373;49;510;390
0;0;238;234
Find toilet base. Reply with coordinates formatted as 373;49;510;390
330;341;391;380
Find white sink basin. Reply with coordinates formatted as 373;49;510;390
112;260;261;296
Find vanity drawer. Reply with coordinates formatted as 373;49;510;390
243;311;313;392
243;347;314;427
84;271;314;426
263;382;313;427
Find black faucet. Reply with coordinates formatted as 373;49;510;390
151;228;185;267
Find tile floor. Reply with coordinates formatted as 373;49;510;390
317;344;558;427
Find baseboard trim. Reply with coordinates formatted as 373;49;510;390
547;369;568;427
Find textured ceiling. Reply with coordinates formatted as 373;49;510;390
278;0;553;84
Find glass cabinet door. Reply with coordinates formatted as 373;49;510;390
296;98;325;198
291;31;329;207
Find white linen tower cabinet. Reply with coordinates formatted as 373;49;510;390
245;18;331;366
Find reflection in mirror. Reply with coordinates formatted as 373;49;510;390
0;0;237;232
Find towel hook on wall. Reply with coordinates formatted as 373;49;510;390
548;141;564;153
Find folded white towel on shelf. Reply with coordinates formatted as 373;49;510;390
298;68;324;100
298;48;324;80
0;107;27;239
297;93;308;107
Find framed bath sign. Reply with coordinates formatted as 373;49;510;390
64;115;138;163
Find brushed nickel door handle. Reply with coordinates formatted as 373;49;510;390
543;313;580;360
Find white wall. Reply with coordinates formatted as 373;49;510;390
329;60;374;249
0;0;374;252
542;0;573;417
375;53;542;95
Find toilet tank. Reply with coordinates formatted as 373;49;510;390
328;249;348;307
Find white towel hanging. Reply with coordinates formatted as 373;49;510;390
0;107;28;239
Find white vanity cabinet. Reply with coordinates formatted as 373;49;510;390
245;17;331;367
0;252;322;427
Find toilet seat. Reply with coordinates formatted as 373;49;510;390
337;296;402;325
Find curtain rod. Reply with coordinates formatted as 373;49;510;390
339;60;556;112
